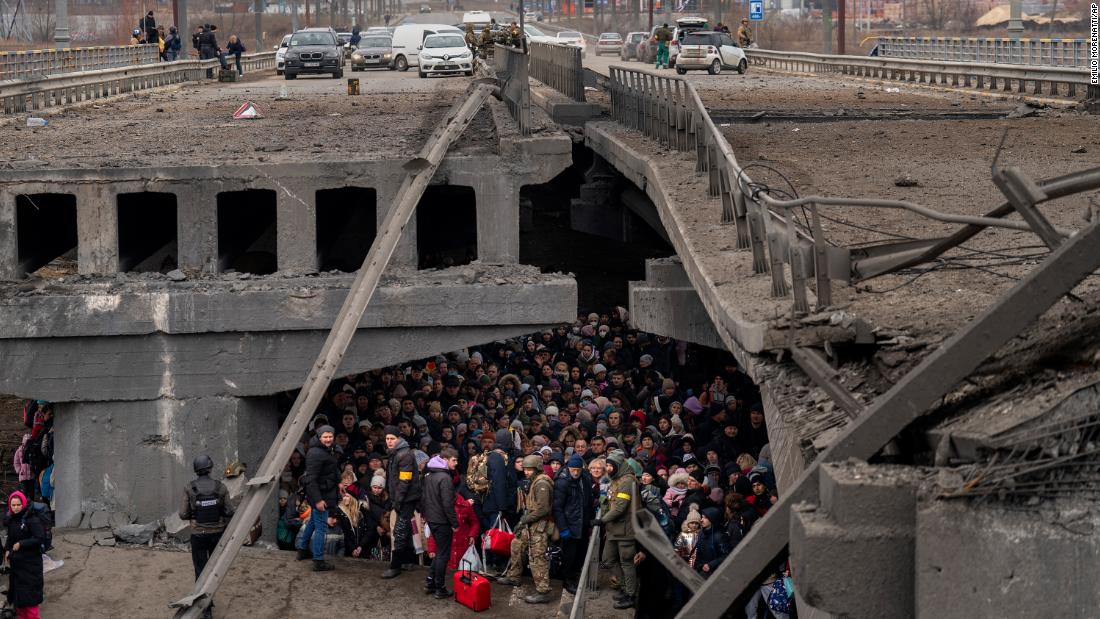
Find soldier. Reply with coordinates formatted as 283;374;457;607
480;24;494;58
509;21;522;48
497;454;555;604
465;23;479;54
180;454;234;619
737;18;753;48
654;23;672;69
593;452;638;609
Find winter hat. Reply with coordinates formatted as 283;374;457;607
545;405;560;417
567;454;584;468
383;425;400;437
412;414;428;428
413;450;430;468
689;468;705;483
668;471;691;487
701;507;721;524
639;354;653;366
592;364;608;375
316;424;336;437
370;473;386;489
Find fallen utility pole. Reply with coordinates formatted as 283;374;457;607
170;82;496;619
675;217;1100;619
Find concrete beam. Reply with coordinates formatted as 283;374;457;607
175;181;219;274
54;396;279;529
0;272;575;338
76;184;118;275
629;258;724;349
0;187;16;281
274;179;319;274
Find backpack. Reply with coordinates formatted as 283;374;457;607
767;576;794;614
466;450;503;495
30;502;53;551
640;485;675;539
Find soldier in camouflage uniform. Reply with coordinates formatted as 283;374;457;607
497;454;556;604
593;451;638;609
479;24;494;59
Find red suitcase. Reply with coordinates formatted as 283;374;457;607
454;562;492;612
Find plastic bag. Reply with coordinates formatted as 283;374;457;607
461;544;485;574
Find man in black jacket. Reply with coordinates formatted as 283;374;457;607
420;448;460;598
552;453;593;593
382;425;422;579
298;425;339;571
180;454;234;618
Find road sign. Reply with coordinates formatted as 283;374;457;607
749;0;763;20
233;101;263;119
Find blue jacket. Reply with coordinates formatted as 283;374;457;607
481;449;516;515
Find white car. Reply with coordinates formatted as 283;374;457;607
675;30;747;75
275;33;292;75
391;22;462;70
418;32;474;77
595;32;623;55
556;30;586;57
524;24;556;44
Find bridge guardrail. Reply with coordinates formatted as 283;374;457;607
0;52;276;114
876;36;1090;68
494;44;532;135
0;45;161;80
529;41;585;102
747;48;1097;101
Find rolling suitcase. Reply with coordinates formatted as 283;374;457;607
454;560;491;611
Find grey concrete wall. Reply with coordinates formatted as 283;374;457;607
916;500;1100;619
791;461;919;619
629;258;726;349
1;324;567;402
0;140;572;280
55;396;279;528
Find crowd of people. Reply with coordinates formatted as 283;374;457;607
129;11;247;77
272;308;794;617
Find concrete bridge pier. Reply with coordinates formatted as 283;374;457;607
55;396;279;533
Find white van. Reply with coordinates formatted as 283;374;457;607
462;10;492;29
390;23;463;71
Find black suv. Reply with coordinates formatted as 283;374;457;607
284;28;344;79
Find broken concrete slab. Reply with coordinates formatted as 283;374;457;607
164;512;192;542
113;521;160;545
88;511;111;529
62;531;97;547
223;476;247;502
107;512;133;529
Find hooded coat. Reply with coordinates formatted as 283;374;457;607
602;454;637;541
4;492;44;609
420;456;460;528
482;429;517;516
553;466;593;537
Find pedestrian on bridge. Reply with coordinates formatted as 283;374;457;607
737;18;753;48
165;26;182;61
226;35;247;76
654;23;672;69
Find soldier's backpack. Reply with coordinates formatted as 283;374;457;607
466;451;491;494
30;501;54;551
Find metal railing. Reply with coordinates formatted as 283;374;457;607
529;41;586;102
748;48;1097;101
608;64;820;312
493;43;532;135
568;508;602;619
0;44;161;80
0;52;276;114
876;36;1090;68
606;63;1100;318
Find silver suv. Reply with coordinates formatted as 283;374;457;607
284;27;344;80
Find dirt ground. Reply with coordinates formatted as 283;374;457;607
36;534;628;618
0;68;491;170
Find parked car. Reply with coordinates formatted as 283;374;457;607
283;27;344;79
350;34;393;70
390;22;463;71
418;32;474;77
462;10;492;30
556;30;586;57
523;10;543;21
595;32;623;55
275;33;292;75
675;30;746;74
638;16;710;66
620;31;646;60
419;3;432;11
